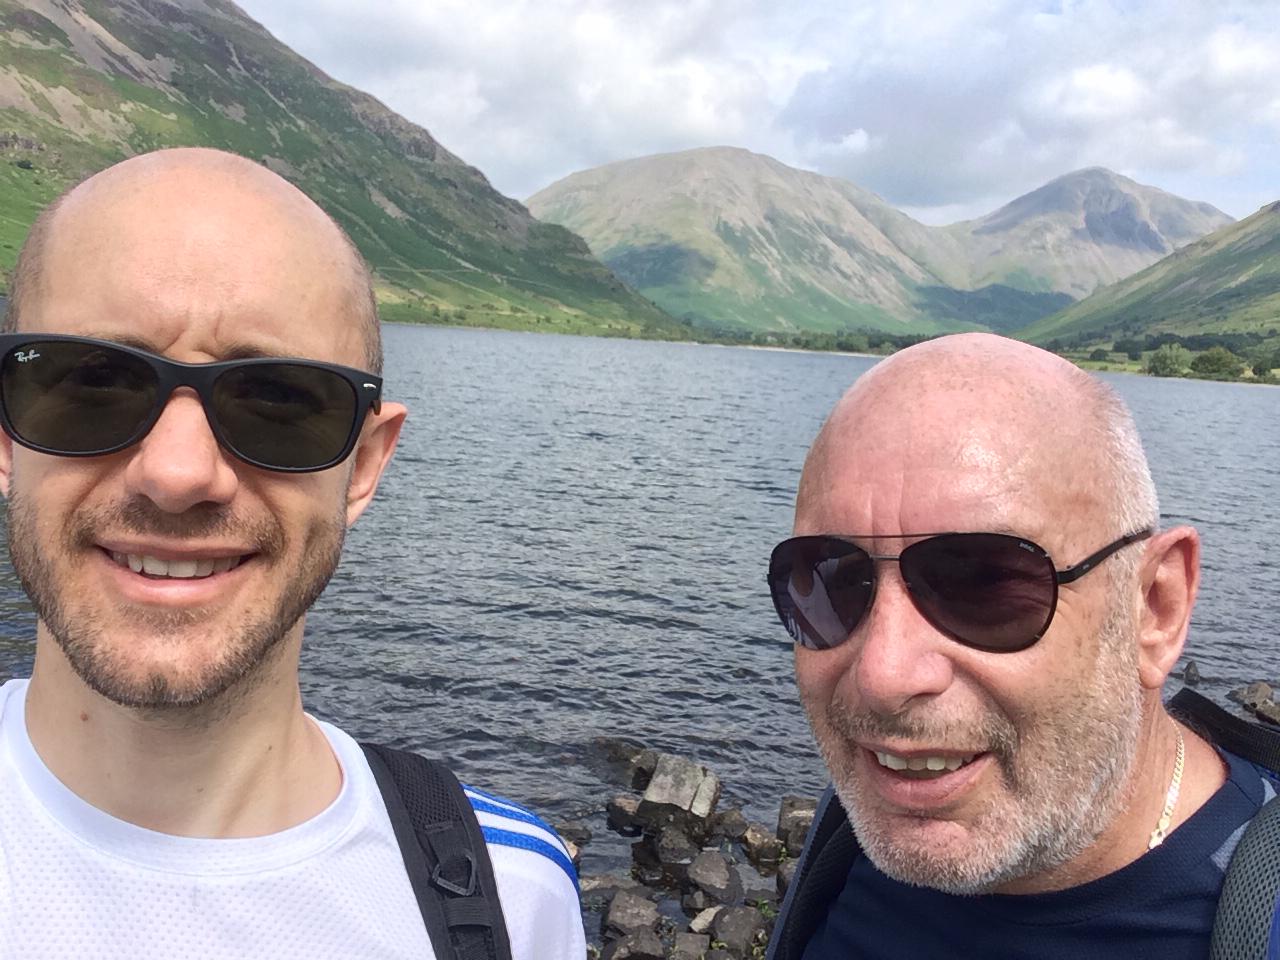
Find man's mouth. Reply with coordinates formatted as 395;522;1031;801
874;750;980;778
108;551;248;579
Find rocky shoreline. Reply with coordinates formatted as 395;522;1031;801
565;666;1280;960
564;740;811;960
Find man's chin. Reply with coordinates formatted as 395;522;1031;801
839;784;1030;894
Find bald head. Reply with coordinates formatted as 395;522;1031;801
797;333;1157;563
4;148;381;372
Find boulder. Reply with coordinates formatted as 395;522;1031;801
597;736;647;765
602;930;665;960
556;820;592;846
712;807;750;841
631;748;660;791
1256;700;1280;727
669;932;711;960
1182;660;1201;687
580;873;647;897
776;795;818;856
604;889;660;938
777;858;798;897
638;824;700;883
563;839;581;868
742;821;784;868
711;904;767;957
686;850;744;906
636;753;722;835
1228;681;1274;711
705;952;735;960
687;906;722;935
608;795;645;836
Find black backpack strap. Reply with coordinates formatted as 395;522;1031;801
361;743;513;960
1211;793;1280;960
1168;688;1280;771
767;786;862;960
1168;688;1280;960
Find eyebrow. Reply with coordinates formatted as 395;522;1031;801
83;333;291;362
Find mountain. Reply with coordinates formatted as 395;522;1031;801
1020;201;1280;345
948;167;1235;299
527;148;1233;335
0;0;685;339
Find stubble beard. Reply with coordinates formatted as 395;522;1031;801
807;597;1143;894
7;491;346;716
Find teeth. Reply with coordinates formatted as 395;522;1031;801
876;751;977;773
114;552;242;579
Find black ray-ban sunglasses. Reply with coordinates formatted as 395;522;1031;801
0;334;382;473
768;529;1153;654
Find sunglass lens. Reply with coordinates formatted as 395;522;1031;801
902;534;1056;651
769;537;875;650
1;340;158;454
212;363;358;470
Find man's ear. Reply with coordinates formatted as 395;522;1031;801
0;431;12;499
345;402;406;527
1136;526;1200;690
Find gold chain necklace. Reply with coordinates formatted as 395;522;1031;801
1148;724;1185;850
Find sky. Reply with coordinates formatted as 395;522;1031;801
233;0;1278;225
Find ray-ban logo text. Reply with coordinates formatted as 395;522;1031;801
14;350;40;363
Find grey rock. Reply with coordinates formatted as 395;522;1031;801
637;754;722;833
608;795;644;835
670;932;711;960
688;905;723;934
680;889;711;915
776;795;818;856
712;807;749;841
598;737;647;766
742;821;784;868
777;858;798;897
1182;660;1201;686
604;889;660;937
580;873;647;897
704;952;735;960
1257;700;1280;726
563;839;581;868
650;824;700;879
602;929;665;960
711;905;766;957
631;748;660;790
687;850;744;905
1228;681;1274;711
556;820;593;846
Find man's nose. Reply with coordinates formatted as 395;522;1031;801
851;565;955;716
123;390;239;513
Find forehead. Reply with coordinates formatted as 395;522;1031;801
25;167;364;367
796;378;1106;552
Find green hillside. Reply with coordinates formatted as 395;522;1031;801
0;0;687;339
1021;202;1280;346
528;148;1230;336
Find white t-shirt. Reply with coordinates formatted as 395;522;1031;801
0;679;585;959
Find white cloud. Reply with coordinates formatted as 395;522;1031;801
235;0;1280;220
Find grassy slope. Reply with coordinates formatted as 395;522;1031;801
1021;202;1280;344
0;0;688;340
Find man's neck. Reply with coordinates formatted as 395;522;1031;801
994;703;1229;895
22;632;342;838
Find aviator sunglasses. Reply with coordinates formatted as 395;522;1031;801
768;529;1153;654
0;334;382;473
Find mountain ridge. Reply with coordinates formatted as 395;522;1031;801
527;147;1233;334
1020;200;1280;345
0;0;688;339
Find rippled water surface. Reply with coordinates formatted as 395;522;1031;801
1;326;1277;833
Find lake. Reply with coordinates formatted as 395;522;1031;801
0;324;1277;836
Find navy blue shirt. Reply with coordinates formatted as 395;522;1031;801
803;750;1273;960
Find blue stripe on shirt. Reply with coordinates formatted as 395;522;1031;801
480;825;578;891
